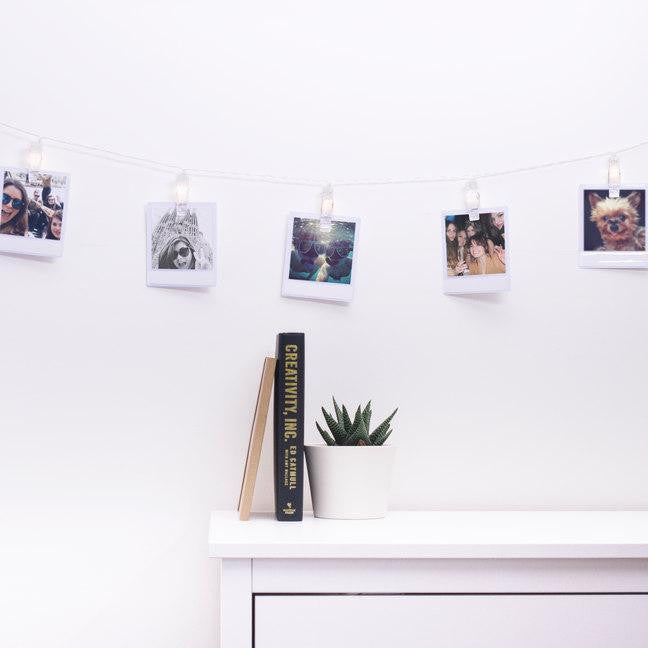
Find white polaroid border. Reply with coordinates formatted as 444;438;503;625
578;185;648;269
281;212;359;303
0;166;70;258
146;202;217;287
442;207;511;294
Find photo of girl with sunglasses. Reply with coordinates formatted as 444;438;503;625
151;206;213;271
147;202;217;287
1;177;30;237
158;236;197;269
289;217;355;283
1;170;69;248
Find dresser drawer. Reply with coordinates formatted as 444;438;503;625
255;594;648;648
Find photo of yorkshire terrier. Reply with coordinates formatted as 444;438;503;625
585;190;646;252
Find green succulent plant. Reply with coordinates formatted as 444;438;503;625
316;397;398;446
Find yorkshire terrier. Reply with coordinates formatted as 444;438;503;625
588;191;645;251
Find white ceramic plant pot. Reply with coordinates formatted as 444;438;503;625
304;444;396;520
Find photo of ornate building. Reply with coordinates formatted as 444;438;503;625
151;206;214;270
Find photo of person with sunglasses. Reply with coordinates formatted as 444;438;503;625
290;228;327;279
149;204;214;278
2;170;68;241
289;218;355;283
1;177;30;237
158;235;197;269
317;238;353;282
0;168;69;257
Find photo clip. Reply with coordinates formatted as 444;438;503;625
27;138;44;172
319;183;334;232
608;156;621;198
175;171;190;217
464;180;480;221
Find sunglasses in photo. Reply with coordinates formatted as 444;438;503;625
328;242;353;256
295;240;327;255
174;246;191;258
2;193;25;210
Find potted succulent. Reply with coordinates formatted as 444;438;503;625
305;398;398;520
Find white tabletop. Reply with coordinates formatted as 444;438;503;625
209;510;648;559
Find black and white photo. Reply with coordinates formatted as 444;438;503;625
146;202;217;287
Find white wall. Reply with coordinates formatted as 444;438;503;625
2;1;648;646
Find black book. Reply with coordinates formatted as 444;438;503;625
273;332;305;521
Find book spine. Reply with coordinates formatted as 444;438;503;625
273;332;305;521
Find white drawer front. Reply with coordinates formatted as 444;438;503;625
255;594;648;648
253;558;648;592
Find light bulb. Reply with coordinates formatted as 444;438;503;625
608;156;621;190
175;172;190;204
465;189;480;210
27;140;43;171
321;196;334;216
320;184;334;217
464;181;480;211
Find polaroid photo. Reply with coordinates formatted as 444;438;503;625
0;167;70;257
282;213;359;302
579;186;648;268
146;202;217;287
442;209;510;294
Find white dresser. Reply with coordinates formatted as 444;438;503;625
209;511;648;647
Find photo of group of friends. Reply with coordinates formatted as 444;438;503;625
282;214;358;302
146;202;217;287
288;217;355;283
445;211;506;277
1;168;68;255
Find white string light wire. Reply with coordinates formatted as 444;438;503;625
2;120;648;188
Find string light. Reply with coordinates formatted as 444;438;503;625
464;180;480;221
27;139;43;171
319;183;334;231
175;171;190;204
608;156;621;198
1;120;647;188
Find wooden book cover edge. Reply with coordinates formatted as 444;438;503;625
238;357;276;520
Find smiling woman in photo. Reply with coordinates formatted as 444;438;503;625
46;211;63;240
158;235;196;269
446;219;473;276
455;228;470;275
147;204;216;286
1;177;29;237
445;220;459;274
487;211;506;248
467;232;505;275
